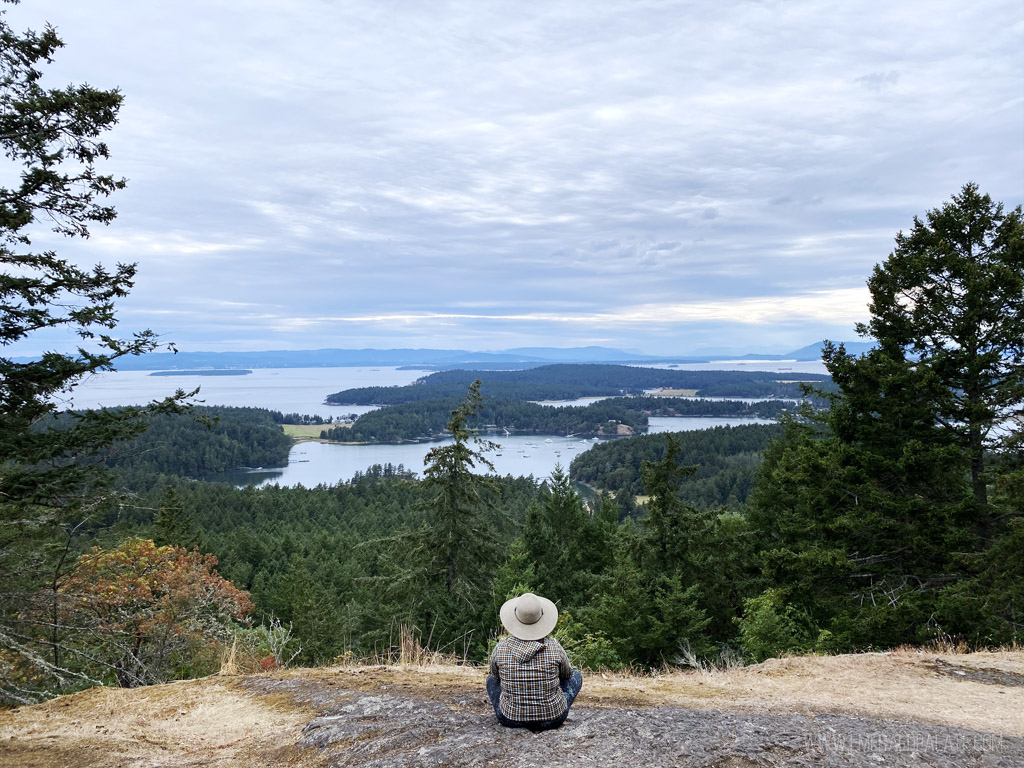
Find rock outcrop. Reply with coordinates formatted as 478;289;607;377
245;672;1024;768
3;651;1022;767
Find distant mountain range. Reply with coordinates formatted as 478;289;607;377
80;341;876;371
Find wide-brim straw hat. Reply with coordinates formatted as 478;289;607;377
499;592;558;641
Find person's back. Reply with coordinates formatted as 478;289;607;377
486;593;583;730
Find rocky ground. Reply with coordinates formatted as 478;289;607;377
2;650;1022;767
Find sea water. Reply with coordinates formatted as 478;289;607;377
67;366;784;487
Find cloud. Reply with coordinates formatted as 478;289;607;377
176;287;870;335
90;232;260;258
5;0;1021;356
854;71;901;91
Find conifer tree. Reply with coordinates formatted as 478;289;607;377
827;184;1023;574
422;379;499;600
750;185;1023;651
639;436;699;569
850;182;1023;510
523;465;617;608
153;487;200;550
0;5;188;701
279;560;342;664
412;380;504;656
591;436;718;662
490;537;537;622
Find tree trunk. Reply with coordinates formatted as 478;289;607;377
970;425;990;540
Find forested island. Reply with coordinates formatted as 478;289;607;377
319;363;816;444
321;396;649;442
320;393;795;443
325;364;833;405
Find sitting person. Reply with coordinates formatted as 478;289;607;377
486;592;583;731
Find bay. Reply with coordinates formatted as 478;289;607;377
209;414;776;488
67;366;780;488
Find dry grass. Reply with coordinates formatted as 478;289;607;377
2;648;1020;767
578;648;1024;737
337;623;475;669
0;677;323;768
649;388;699;396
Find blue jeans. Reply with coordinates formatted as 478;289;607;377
486;671;583;731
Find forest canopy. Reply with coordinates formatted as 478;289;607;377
570;424;784;506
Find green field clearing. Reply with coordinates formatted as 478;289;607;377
281;423;348;438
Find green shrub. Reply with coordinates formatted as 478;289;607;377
736;589;815;662
553;612;624;671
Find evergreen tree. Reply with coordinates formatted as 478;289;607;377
935;430;1024;644
152;487;200;550
847;181;1023;511
0;5;187;702
748;411;969;650
590;437;719;662
639;436;699;569
421;380;499;599
524;466;586;604
749;185;1023;651
591;526;712;663
279;560;343;664
489;537;537;624
412;381;503;653
522;465;617;609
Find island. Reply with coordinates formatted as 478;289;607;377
325;363;833;405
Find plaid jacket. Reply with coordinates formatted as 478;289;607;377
489;636;573;722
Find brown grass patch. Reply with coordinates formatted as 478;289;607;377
273;663;484;705
583;649;1024;737
0;677;324;768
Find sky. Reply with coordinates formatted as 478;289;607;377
6;0;1023;357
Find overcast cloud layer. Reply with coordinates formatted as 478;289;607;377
7;0;1023;356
